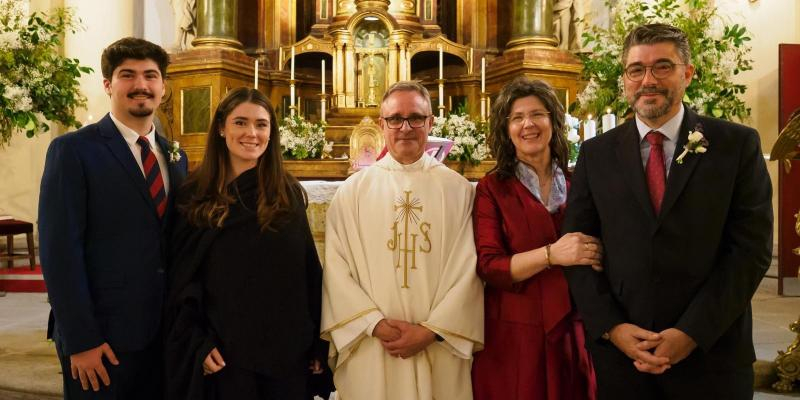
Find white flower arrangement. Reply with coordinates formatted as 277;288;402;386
429;112;489;165
278;114;329;160
564;113;582;164
0;4;92;145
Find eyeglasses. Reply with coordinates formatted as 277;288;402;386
507;111;550;125
381;115;430;129
624;61;685;81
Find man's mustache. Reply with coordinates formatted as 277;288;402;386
127;90;154;99
634;87;668;100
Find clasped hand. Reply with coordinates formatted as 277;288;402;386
374;319;436;359
609;323;697;375
69;342;119;391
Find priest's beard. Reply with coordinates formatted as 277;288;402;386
631;87;673;121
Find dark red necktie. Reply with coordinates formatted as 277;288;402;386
137;136;167;218
645;131;666;214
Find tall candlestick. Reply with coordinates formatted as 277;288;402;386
321;59;326;94
290;46;295;80
602;108;616;133
290;85;295;116
481;57;486;93
438;44;443;80
254;59;259;89
584;115;597;140
439;82;444;118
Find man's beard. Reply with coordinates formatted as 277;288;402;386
128;104;154;117
631;86;674;120
127;89;155;117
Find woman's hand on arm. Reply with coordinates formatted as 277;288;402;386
509;232;603;282
549;232;603;271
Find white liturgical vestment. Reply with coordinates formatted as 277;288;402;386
321;153;484;400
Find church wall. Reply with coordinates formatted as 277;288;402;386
715;0;800;244
0;0;56;248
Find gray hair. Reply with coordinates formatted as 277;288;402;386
622;23;691;65
380;81;432;115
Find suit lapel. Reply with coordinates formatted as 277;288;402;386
99;114;157;215
658;108;702;223
615;122;657;221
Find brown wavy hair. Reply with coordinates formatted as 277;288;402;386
180;87;302;231
488;77;569;180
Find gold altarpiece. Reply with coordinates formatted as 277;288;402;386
161;0;583;179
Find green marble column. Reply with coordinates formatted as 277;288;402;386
193;0;243;49
507;0;557;49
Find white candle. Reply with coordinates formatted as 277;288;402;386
278;48;283;71
584;115;597;140
254;59;259;89
322;59;326;94
481;57;486;93
438;44;443;80
602;108;616;133
290;46;295;80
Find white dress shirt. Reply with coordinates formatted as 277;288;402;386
110;113;170;194
636;104;684;178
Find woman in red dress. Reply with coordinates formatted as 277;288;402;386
472;77;599;400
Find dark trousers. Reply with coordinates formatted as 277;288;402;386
210;364;307;400
55;339;163;400
590;342;754;400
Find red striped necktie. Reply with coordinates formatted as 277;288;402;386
645;130;666;214
136;136;167;219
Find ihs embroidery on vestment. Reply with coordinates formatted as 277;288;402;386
387;190;432;288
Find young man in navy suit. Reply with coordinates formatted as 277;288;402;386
39;37;188;399
563;24;773;399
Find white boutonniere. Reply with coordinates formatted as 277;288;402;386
168;141;182;163
675;124;709;164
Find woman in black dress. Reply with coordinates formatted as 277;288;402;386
165;87;330;399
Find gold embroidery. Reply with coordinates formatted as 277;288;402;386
387;190;432;288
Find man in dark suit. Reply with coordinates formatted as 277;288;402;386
563;24;773;399
38;37;188;399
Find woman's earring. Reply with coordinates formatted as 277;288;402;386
219;132;224;137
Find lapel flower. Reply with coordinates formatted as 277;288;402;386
675;124;708;164
168;141;182;163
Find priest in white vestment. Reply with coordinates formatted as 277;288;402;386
321;81;484;400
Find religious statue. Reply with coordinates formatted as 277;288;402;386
553;0;586;51
171;0;197;51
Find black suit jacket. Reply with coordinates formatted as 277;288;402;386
563;107;772;369
39;113;188;356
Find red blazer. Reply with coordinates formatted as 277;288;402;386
472;172;594;400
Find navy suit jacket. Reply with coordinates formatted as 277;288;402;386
563;107;773;370
39;113;188;356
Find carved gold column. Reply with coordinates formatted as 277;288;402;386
345;39;356;107
506;0;557;50
332;30;349;107
388;41;398;87
193;0;243;50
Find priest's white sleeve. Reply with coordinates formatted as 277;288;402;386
321;185;384;362
421;178;485;359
